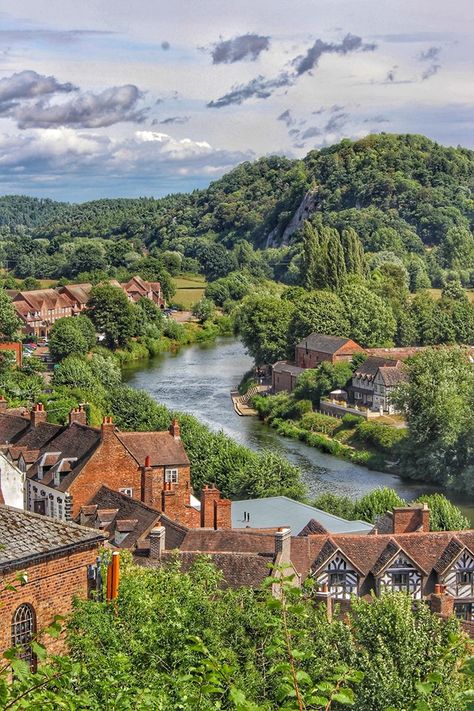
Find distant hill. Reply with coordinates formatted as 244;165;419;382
0;133;473;260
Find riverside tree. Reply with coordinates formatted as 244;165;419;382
87;283;138;348
0;289;21;341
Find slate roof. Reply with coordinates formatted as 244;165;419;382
0;505;105;571
10;421;62;451
232;496;372;535
354;356;399;379
295;334;358;354
118;431;190;467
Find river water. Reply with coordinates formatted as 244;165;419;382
123;337;474;522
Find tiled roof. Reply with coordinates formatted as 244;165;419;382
377;366;406;387
179;528;276;554
79;486;162;549
297;518;328;536
0;505;105;570
354;356;399;378
12;422;62;451
295;334;358;354
272;360;306;376
0;413;30;445
434;537;466;574
118;431;190;467
137;550;273;589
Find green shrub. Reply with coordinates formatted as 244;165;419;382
355;420;408;453
341;413;364;428
300;411;340;435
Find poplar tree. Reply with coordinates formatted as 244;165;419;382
341;227;366;276
300;220;319;290
324;227;346;291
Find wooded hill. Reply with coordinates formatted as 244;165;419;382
0;133;473;286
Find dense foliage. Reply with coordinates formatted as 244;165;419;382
2;559;472;710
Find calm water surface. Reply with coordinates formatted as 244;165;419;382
123;337;474;523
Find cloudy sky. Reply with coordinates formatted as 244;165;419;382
0;0;472;201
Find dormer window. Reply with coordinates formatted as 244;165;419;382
391;573;409;589
165;468;178;484
457;570;473;585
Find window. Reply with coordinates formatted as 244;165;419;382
329;572;346;587
391;573;409;588
457;570;473;585
119;487;133;497
165;469;179;484
11;604;36;671
455;602;473;621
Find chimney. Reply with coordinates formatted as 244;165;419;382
392;505;430;534
31;402;47;427
141;454;158;508
0;396;7;413
430;585;454;619
214;498;232;529
161;484;181;520
69;405;87;426
101;416;115;439
274;527;292;563
149;526;166;558
169;418;180;440
200;484;221;528
314;583;333;622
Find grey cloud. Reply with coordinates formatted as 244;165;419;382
324;112;349;132
209;32;375;107
293;33;376;76
207;72;291;108
211;33;270;64
0;70;76;110
277;109;295;127
422;64;441;80
161;41;170;50
288;128;300;136
13;85;147;129
419;46;441;62
155;115;190;125
301;126;321;139
363;115;389;123
386;69;396;82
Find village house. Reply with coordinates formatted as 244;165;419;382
271;361;305;393
0;505;105;665
12;275;164;336
295;334;365;369
346;355;402;412
0;403;231;528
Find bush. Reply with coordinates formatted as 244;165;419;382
355;420;408;453
300;411;340;435
341;413;365;428
313;492;355;519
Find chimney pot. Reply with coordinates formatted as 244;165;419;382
145;454;151;468
149;526;166;558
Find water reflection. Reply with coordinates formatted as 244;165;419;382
122;337;474;522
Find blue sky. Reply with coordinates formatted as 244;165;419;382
0;0;471;202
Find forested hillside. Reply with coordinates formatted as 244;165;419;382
0;134;473;288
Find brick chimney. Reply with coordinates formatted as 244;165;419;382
200;484;221;528
149;526;166;558
392;504;430;533
430;584;454;619
169;418;180;440
0;396;7;413
31;402;47;427
274;527;291;562
161;482;181;521
101;415;115;439
141;454;160;509
214;498;232;529
69;405;87;426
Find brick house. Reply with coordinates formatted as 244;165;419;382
0;505;105;665
272;361;305;393
295;334;365;369
0;404;229;529
121;275;164;307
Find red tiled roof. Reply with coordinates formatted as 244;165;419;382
117;431;190;467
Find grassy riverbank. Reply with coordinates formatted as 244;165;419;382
252;394;407;473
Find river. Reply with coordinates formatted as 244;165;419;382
123;337;474;522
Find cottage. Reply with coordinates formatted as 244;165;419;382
347;356;400;409
372;365;406;414
0;505;105;665
272;360;305;393
295;334;365;369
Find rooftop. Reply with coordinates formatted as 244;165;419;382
231;496;372;535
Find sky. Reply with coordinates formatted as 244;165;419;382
0;0;472;202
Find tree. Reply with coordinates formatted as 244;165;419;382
293;361;353;406
49;317;89;361
235;295;295;365
341;228;366;276
300;221;319;290
0;289;21;342
52;355;101;391
324;227;347;291
87;284;138;348
352;487;406;523
392;347;474;490
415;493;470;531
192;297;215;323
69;242;107;276
289;291;350;347
313;492;355;519
340;283;396;347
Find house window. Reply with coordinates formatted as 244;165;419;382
329;572;346;587
165;469;179;484
391;573;409;589
454;602;473;621
11;604;36;671
119;488;133;497
457;571;473;585
57;498;63;520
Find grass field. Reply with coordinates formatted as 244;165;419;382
172;274;207;309
427;288;474;303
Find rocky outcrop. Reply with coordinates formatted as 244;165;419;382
265;188;319;247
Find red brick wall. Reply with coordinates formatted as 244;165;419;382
69;428;143;517
392;507;429;533
295;340;364;368
0;544;100;658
